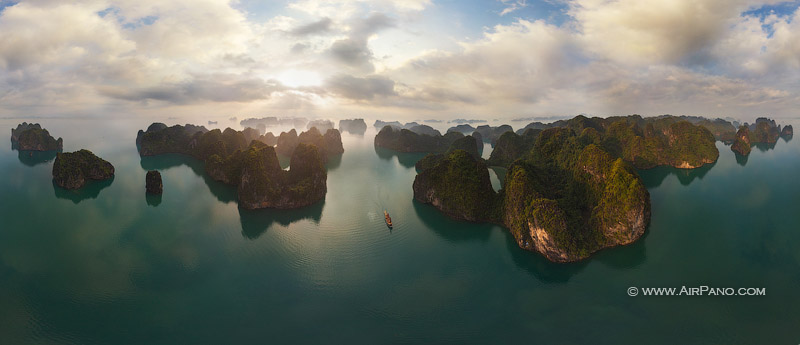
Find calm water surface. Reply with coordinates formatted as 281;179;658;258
0;118;798;344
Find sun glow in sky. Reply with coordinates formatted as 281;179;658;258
275;70;323;88
1;0;800;122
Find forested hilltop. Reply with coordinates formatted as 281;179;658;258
410;114;742;262
137;123;341;209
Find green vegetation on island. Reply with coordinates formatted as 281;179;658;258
10;123;63;151
137;123;335;209
146;170;163;194
731;126;752;156
52;150;115;190
374;125;464;153
415;125;651;262
491;115;719;169
729;118;791;156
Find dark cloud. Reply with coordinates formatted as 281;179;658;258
290;43;309;54
326;74;396;100
352;13;395;39
329;38;374;71
99;77;286;103
325;13;397;73
290;17;332;36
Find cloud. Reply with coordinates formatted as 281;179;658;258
326;74;396;100
326;13;397;72
499;0;528;16
99;76;286;104
290;17;332;36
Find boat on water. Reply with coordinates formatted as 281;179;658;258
384;210;393;228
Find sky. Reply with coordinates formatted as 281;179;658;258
1;0;800;122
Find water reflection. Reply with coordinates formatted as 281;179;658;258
412;200;492;243
505;234;587;284
489;167;506;189
238;200;324;239
374;146;426;168
139;154;237;204
325;154;342;171
637;160;717;189
735;152;749;166
14;149;60;166
52;177;114;204
754;142;776;152
145;192;162;207
781;134;792;143
595;227;649;270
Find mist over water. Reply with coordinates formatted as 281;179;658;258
0;118;798;344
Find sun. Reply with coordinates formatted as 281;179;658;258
275;69;323;88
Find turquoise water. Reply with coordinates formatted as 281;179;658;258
0;119;798;344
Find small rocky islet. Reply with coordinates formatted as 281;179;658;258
52;149;115;190
146;170;163;194
136;122;342;209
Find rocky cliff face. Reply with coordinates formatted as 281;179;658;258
52;150;115;190
487;129;540;167
781;124;793;137
413;150;501;223
276;129;299;156
146;170;163;194
137;123;331;209
374;126;463;153
414;126;651;263
238;143;327;209
11;123;63;151
731;126;752;156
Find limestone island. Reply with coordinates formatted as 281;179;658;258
137;123;340;209
490;115;720;170
731;117;792;156
407;114;726;263
374;125;465;153
146;170;163;194
52;150;115;190
10;122;63;151
338;119;367;135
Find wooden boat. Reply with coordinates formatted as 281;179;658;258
384;210;393;228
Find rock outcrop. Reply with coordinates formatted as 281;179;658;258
781;125;793;137
10;123;63;151
338;119;367;134
236;143;327;209
473;124;513;144
731;126;752;156
491;115;719;169
413;150;502;223
414;128;651;263
374;126;464;153
146;170;163;194
487;129;540;167
137;123;332;209
306;119;334;133
52;150;115;190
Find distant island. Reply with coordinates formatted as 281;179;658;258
374;125;465;153
52;150;115;190
338;119;367;134
399;114;739;262
731;118;793;156
10;122;63;151
137;123;340;209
